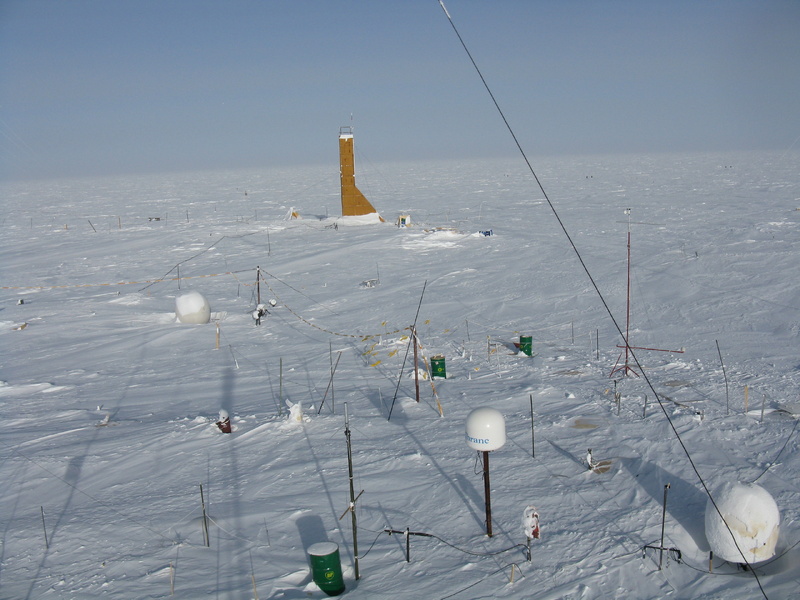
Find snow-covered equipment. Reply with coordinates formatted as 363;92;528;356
479;229;492;236
252;303;269;325
704;481;780;563
523;505;540;540
175;291;211;324
586;448;595;470
216;409;231;433
307;541;345;596
287;400;304;423
466;407;506;537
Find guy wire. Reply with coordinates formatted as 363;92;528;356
437;1;767;596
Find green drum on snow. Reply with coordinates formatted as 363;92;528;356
307;542;345;596
431;355;447;379
520;336;533;356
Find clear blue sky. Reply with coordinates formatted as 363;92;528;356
1;0;798;180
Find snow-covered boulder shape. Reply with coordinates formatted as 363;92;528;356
175;291;211;324
705;481;779;563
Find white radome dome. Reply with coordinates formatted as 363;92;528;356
705;481;779;563
175;291;211;324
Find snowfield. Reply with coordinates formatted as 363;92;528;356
1;151;798;599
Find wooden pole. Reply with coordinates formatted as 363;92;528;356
279;358;283;416
256;266;261;305
744;385;749;414
483;451;493;537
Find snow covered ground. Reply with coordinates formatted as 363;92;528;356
1;150;798;599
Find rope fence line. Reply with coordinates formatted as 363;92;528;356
1;269;251;291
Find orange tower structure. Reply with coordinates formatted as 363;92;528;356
339;126;381;218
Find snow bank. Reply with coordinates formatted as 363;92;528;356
175;291;211;324
704;481;780;563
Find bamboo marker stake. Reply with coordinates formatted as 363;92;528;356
744;385;749;414
215;322;220;350
509;563;516;583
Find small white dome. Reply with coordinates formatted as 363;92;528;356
175;291;211;324
465;407;506;451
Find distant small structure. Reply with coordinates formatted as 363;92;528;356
397;214;411;228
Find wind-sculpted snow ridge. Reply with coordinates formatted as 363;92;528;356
0;152;798;598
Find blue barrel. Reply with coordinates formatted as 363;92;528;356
307;542;345;596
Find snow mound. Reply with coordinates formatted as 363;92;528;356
175;291;211;324
704;481;780;563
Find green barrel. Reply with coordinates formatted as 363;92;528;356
431;355;447;379
519;336;533;356
307;542;345;596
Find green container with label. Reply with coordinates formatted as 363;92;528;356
431;355;447;379
519;336;533;356
307;542;345;596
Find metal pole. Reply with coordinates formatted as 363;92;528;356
200;484;210;547
345;404;360;580
256;266;261;305
529;394;535;458
624;228;631;372
40;506;49;549
412;326;420;403
483;451;493;537
659;483;670;569
716;340;729;415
